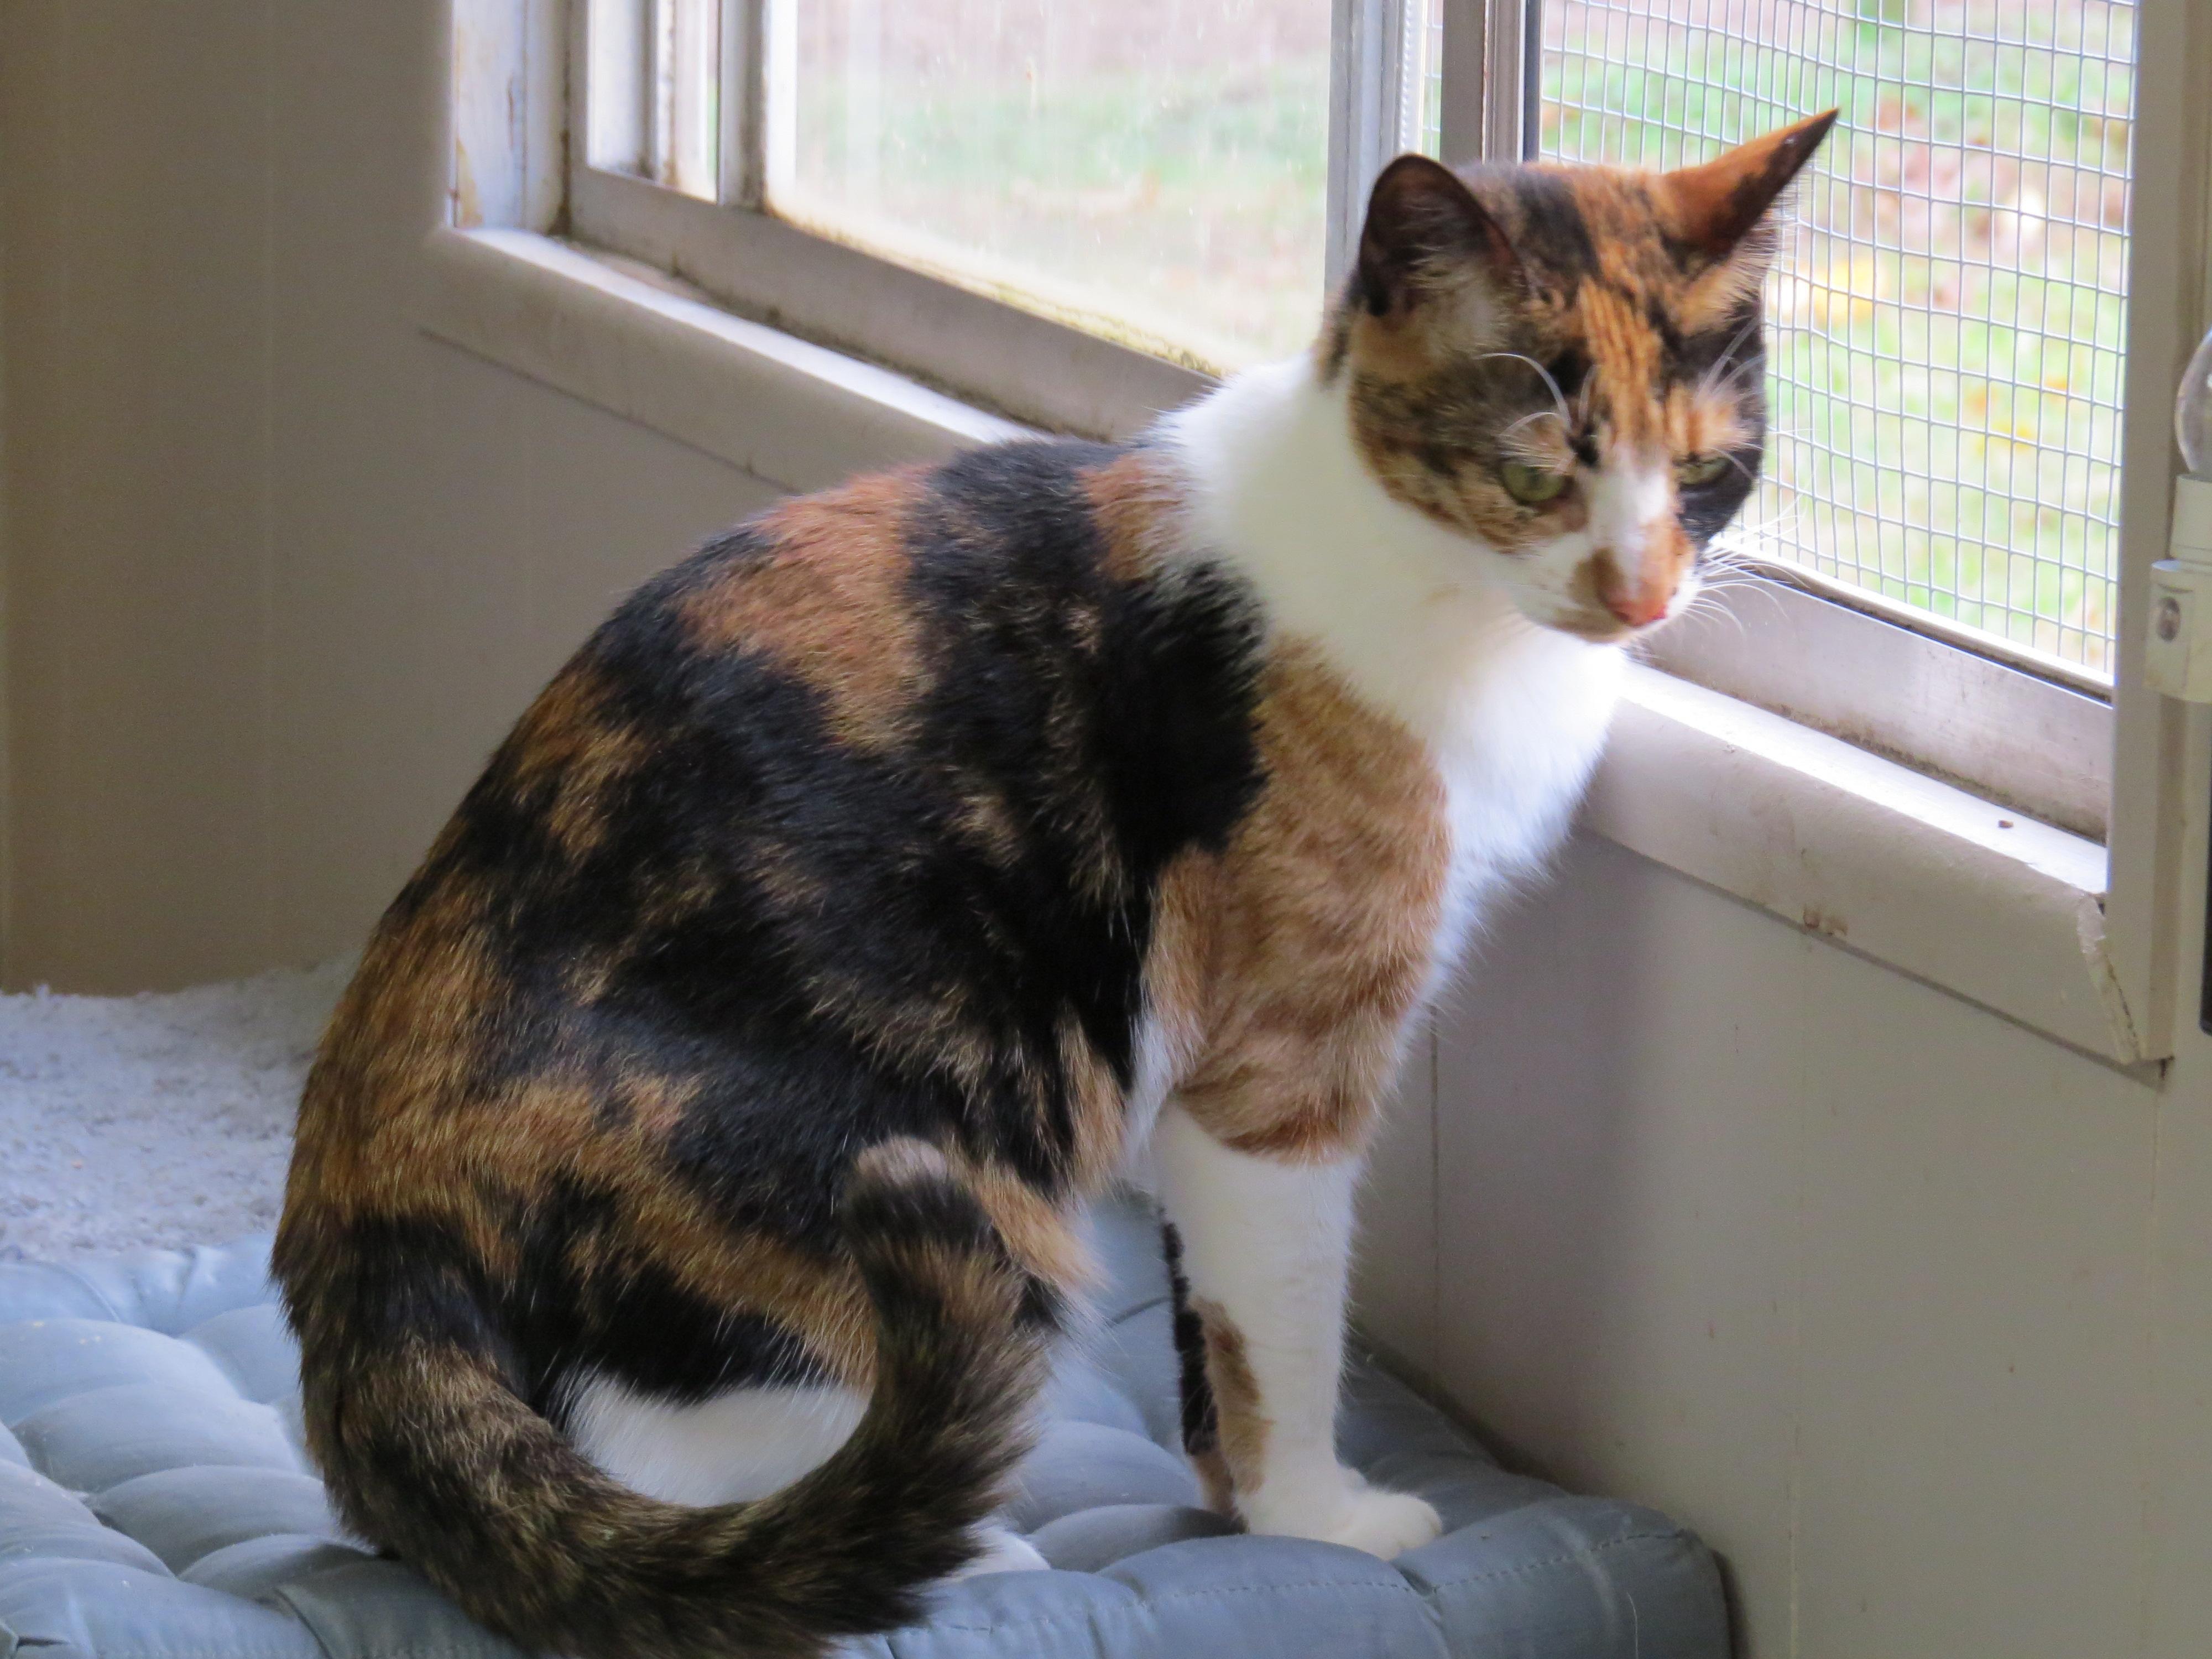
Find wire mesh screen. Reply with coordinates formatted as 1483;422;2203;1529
1540;0;2137;677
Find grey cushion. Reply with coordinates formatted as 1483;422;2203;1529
0;1199;1728;1657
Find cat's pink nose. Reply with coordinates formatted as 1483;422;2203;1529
1599;567;1672;629
1605;588;1668;628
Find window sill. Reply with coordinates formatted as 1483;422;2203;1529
415;225;2143;1068
415;226;1026;491
1590;667;2129;1064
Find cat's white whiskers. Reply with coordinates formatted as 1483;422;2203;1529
1501;409;1567;442
1677;589;1755;640
1687;570;1794;629
1697;312;1769;402
1473;352;1572;428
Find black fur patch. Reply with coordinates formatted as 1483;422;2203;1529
1674;299;1770;548
1161;1219;1219;1460
1498;168;1601;293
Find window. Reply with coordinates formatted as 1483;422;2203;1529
517;0;2168;839
571;1;1430;392
776;3;1338;368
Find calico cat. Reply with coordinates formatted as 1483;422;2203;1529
275;112;1833;1659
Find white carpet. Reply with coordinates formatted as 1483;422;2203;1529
0;962;350;1260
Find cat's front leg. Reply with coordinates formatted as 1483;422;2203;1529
1152;1104;1442;1559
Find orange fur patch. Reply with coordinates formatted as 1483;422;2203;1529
1082;450;1182;583
678;468;932;749
499;667;650;862
1147;640;1449;1161
1665;382;1756;463
1575;284;1665;451
940;1147;1101;1295
1190;1294;1267;1514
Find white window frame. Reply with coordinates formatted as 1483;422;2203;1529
551;1;1443;430
446;0;2211;1057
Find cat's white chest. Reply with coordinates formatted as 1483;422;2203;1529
1425;639;1624;983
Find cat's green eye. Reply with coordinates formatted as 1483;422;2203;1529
1499;462;1569;505
1676;453;1732;487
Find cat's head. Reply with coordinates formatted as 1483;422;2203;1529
1324;113;1836;643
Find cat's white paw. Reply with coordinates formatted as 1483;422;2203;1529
1249;1477;1444;1561
1311;1486;1443;1560
952;1524;1051;1579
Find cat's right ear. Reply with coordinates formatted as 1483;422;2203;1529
1354;155;1521;319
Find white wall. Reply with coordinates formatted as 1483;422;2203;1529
0;2;778;992
4;5;2209;1657
1356;834;2212;1657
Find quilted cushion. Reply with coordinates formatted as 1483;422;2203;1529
0;1198;1727;1657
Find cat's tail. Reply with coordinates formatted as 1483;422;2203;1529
286;1139;1057;1659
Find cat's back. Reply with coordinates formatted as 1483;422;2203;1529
621;439;1133;758
572;435;1266;885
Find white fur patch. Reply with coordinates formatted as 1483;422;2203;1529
1118;1006;1198;1188
1582;457;1674;596
567;1375;868;1507
956;1524;1051;1577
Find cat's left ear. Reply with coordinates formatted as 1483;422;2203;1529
1661;110;1838;261
1355;154;1521;317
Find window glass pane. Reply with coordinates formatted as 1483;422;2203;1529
776;1;1334;371
1420;0;1447;158
586;0;722;196
1542;0;2136;679
658;0;722;199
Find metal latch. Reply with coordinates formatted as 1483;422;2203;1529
2145;475;2212;701
2151;330;2212;702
